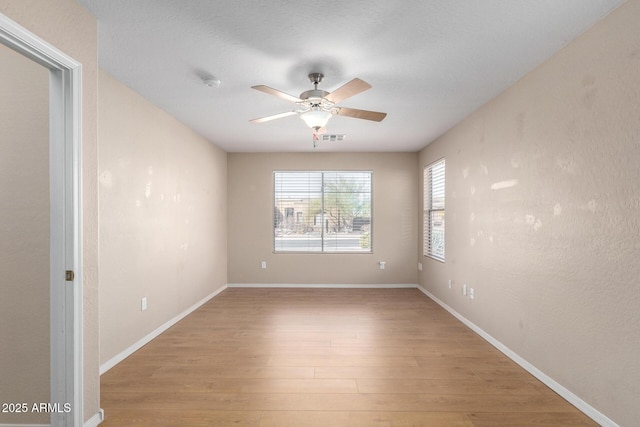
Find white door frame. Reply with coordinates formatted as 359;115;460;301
0;14;83;427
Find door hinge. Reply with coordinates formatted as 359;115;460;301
65;270;75;281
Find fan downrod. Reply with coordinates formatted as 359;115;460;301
308;73;324;89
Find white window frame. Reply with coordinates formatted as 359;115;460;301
273;170;373;253
424;159;445;262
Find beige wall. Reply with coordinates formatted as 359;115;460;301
228;152;418;285
418;1;640;425
0;0;100;421
0;43;49;425
98;70;228;364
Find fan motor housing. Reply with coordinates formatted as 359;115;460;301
299;89;330;101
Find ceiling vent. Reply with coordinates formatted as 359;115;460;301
321;134;346;142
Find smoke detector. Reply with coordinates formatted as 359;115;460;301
202;75;221;88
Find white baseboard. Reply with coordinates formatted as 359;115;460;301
84;408;104;427
416;285;619;427
100;285;228;375
227;283;418;289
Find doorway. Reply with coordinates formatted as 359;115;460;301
0;14;83;427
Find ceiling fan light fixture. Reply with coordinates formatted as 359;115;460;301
300;108;332;130
250;74;385;136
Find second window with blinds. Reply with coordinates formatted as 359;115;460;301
274;171;372;253
424;159;445;261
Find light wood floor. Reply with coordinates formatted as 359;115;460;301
100;288;598;426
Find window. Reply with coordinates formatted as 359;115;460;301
274;171;372;253
424;159;445;261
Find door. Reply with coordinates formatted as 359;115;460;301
0;14;83;427
0;42;51;426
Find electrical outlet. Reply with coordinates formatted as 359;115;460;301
418;262;423;271
470;288;475;300
448;279;452;289
141;297;147;311
261;261;267;269
379;261;386;270
462;284;467;296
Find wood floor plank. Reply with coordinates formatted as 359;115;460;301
240;378;358;394
266;355;419;367
356;377;548;396
149;365;316;379
100;288;598;426
258;411;473;427
103;376;358;394
315;365;479;380
101;409;262;427
102;391;579;413
466;412;600;426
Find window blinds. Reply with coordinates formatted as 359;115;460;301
274;171;372;253
424;159;445;261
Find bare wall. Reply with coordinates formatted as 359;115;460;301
98;70;228;365
418;1;640;425
228;152;418;285
0;0;100;420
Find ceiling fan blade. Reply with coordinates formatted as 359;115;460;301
325;78;372;103
251;85;301;103
335;107;387;122
249;111;298;123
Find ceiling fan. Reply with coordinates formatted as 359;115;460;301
249;73;387;135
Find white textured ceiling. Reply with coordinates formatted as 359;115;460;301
78;0;624;152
